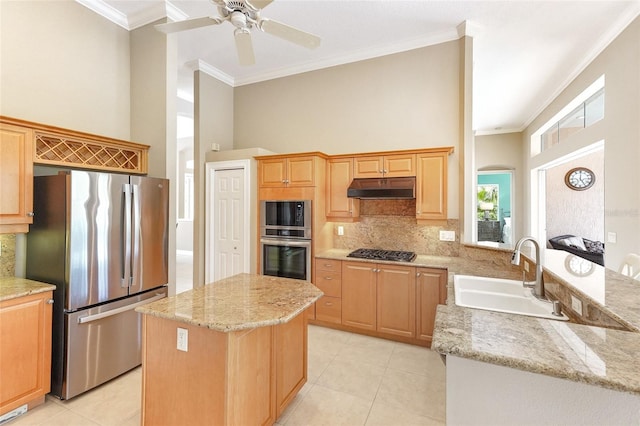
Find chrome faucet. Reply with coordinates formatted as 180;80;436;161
511;237;546;300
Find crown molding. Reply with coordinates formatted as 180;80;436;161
75;0;129;29
186;60;235;87
75;0;188;30
234;29;459;87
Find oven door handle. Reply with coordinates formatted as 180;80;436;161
260;238;311;247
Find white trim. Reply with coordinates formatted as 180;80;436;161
205;160;251;283
186;60;235;87
75;0;129;29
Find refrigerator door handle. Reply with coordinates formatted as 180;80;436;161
122;183;132;287
77;292;166;324
131;183;141;287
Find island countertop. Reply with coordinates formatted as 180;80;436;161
136;273;323;332
0;277;56;302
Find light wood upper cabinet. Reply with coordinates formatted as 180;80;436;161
377;264;416;338
259;156;316;187
341;261;377;331
0;291;53;416
354;153;416;178
416;268;447;343
416;152;448;221
0;123;34;234
326;158;359;220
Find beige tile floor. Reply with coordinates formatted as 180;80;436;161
8;325;446;426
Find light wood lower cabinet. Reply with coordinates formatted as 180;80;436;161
0;292;53;416
311;258;447;346
416;268;447;343
377;265;416;338
341;261;377;331
314;259;342;324
275;313;306;418
141;311;307;426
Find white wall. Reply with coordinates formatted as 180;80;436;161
193;70;234;286
0;1;131;139
523;16;640;269
545;151;604;242
447;356;640;425
234;42;462;220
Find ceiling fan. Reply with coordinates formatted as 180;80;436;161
155;0;321;66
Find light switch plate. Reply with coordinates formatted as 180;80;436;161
571;295;583;316
177;328;188;352
607;232;617;243
439;230;455;241
337;225;344;236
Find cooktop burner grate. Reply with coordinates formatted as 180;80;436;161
347;248;417;262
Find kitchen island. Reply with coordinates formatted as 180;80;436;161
136;273;323;426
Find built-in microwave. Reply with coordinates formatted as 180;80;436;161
260;200;311;239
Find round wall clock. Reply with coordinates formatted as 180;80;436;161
564;167;595;191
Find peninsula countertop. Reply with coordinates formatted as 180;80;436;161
317;247;640;395
0;277;56;302
136;273;323;332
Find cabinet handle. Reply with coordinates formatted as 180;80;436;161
383;169;388;174
416;272;421;277
324;263;332;267
325;302;333;306
27;212;35;217
47;299;54;304
324;276;332;280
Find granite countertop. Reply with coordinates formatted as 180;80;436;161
317;247;640;395
136;273;323;332
316;248;522;279
0;277;56;302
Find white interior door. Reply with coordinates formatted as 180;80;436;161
212;168;245;281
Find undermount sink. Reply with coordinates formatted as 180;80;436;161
454;275;569;321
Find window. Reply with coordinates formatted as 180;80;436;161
540;88;604;152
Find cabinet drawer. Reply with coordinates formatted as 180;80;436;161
315;272;341;297
315;259;342;274
316;296;341;324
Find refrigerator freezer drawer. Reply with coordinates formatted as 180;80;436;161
58;288;167;400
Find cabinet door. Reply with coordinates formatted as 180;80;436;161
416;268;447;343
383;154;416;177
275;313;307;418
416;152;447;220
0;124;33;232
0;292;52;415
286;156;315;186
377;264;416;338
259;158;287;187
353;156;383;178
326;158;359;219
341;261;377;330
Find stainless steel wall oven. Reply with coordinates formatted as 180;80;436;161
260;200;312;281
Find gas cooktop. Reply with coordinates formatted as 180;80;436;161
347;248;417;262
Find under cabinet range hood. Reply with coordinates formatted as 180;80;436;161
347;177;416;199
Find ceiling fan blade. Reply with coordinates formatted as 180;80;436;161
246;0;274;10
234;30;255;66
155;16;225;34
259;19;320;49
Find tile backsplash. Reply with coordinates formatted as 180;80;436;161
331;210;461;257
0;234;16;277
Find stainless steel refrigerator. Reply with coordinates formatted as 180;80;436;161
26;170;169;400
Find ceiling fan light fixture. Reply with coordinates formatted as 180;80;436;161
230;10;249;29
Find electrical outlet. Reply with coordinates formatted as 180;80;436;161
177;328;188;352
571;295;583;316
523;260;530;272
439;230;455;241
337;226;344;236
607;232;617;243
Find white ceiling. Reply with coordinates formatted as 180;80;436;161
78;0;640;134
